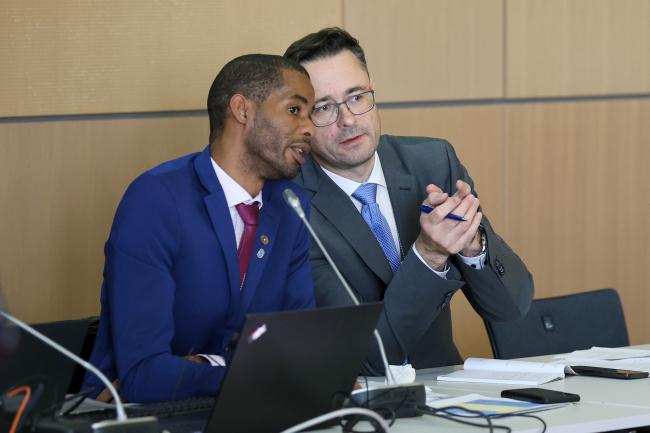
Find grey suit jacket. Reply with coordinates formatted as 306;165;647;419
294;135;534;374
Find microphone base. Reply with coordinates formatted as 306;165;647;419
348;383;425;418
93;417;160;433
33;416;160;433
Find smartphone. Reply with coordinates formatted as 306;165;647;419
501;387;580;404
571;365;649;379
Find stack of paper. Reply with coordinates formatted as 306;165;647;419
554;347;650;373
436;358;567;385
437;348;650;385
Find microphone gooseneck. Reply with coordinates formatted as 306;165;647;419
282;188;397;385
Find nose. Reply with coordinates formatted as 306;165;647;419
300;113;315;138
337;103;357;127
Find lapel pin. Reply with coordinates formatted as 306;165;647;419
256;248;265;259
260;234;269;245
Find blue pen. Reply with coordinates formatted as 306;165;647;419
420;204;466;222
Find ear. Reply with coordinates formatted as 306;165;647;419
369;77;376;91
229;94;252;125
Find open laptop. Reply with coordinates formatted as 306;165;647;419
200;302;383;433
40;303;382;433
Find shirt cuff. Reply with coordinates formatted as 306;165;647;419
411;245;450;280
457;250;488;269
197;354;227;367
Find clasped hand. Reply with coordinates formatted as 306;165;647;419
414;180;483;271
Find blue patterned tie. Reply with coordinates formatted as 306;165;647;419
352;183;400;272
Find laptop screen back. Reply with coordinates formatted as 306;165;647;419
205;302;382;433
0;318;91;407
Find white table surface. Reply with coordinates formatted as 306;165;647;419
315;345;650;433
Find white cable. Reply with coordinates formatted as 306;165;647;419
278;407;391;433
0;311;128;421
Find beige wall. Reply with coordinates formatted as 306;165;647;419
1;0;649;359
0;0;341;117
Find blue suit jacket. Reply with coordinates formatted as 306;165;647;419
84;146;315;402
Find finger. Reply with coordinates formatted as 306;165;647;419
454;180;472;199
444;201;479;245
426;194;462;222
448;192;479;219
424;191;448;207
425;183;443;194
453;211;483;253
459;194;480;221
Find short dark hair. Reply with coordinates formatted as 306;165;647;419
207;54;308;141
284;27;368;73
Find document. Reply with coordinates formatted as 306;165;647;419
436;358;566;385
428;393;573;415
554;346;650;361
553;347;650;373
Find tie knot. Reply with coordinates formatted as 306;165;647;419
236;202;259;226
352;183;378;206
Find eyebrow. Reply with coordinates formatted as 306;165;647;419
314;85;369;104
288;94;310;105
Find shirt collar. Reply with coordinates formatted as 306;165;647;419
320;152;387;197
211;158;263;208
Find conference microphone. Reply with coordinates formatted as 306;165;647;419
0;310;160;433
283;189;427;418
282;188;397;385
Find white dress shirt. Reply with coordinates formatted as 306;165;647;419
199;158;264;367
211;158;263;248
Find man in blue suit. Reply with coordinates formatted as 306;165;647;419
84;54;316;403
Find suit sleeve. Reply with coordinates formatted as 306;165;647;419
106;175;225;403
381;142;532;371
364;249;467;373
445;142;534;323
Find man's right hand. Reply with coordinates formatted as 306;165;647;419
414;180;482;271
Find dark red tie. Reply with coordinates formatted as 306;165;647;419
235;202;259;285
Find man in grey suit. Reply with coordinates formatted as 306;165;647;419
284;28;534;375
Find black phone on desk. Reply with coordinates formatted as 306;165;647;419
571;365;649;379
501;388;580;404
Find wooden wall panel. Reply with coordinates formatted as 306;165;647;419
344;0;503;102
504;100;650;345
0;115;207;322
381;105;506;359
0;0;342;117
3;0;649;361
507;0;650;97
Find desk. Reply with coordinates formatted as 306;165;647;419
316;345;650;433
40;348;650;432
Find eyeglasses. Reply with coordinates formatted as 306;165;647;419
310;90;375;127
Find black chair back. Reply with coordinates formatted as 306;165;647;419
484;288;629;359
68;316;99;393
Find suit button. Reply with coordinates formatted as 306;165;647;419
438;291;455;310
495;259;505;276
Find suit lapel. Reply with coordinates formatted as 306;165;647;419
302;156;394;285
193;147;241;312
378;142;422;250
